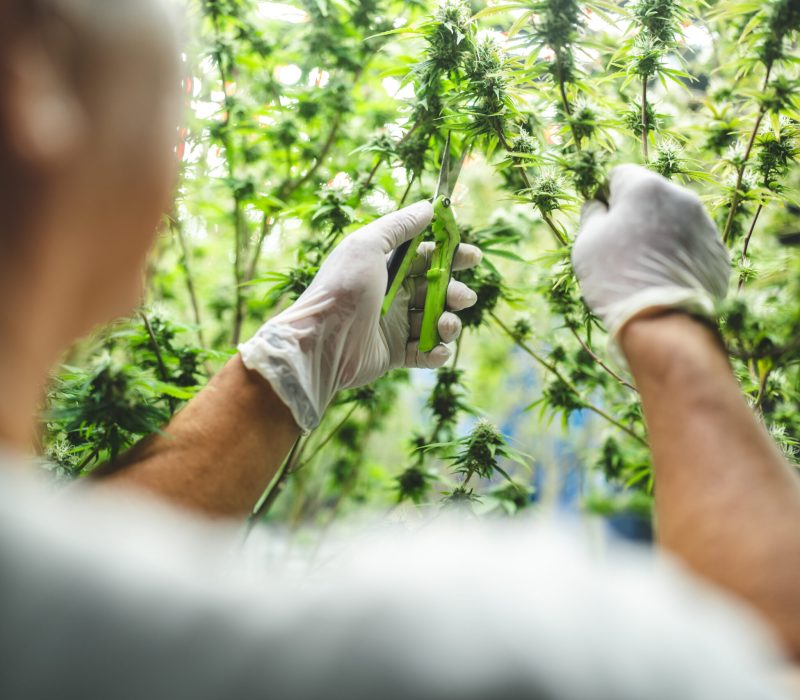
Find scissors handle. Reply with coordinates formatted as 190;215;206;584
418;196;459;352
382;235;422;316
385;240;413;293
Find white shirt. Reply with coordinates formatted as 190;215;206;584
0;452;792;700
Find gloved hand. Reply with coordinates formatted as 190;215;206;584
572;164;730;354
239;201;481;431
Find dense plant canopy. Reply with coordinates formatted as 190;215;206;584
45;0;800;531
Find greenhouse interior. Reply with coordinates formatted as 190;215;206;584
0;0;799;697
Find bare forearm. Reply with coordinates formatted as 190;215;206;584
95;355;301;518
621;313;800;657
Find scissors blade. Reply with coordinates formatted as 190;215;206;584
434;132;468;202
433;133;452;202
444;146;468;200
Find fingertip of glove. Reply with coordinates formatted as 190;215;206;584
461;243;483;267
437;312;463;343
463;288;478;307
579;199;607;226
425;344;452;368
403;199;434;225
406;341;451;369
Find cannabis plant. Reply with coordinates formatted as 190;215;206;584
45;0;800;532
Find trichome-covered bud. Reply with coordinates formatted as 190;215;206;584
758;0;800;69
428;0;474;73
528;171;566;215
630;36;662;79
566;148;606;199
755;120;797;189
511;127;537;155
396;465;434;503
623;100;661;138
570;101;599;143
512;318;533;342
427;366;467;431
631;0;684;46
652;140;685;180
451;419;507;481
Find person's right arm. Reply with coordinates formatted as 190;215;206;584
621;313;800;659
573;165;800;659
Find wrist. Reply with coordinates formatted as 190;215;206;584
620;312;727;385
239;326;324;432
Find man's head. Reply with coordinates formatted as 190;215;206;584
0;0;182;341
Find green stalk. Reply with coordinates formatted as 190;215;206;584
721;69;772;244
641;78;649;162
491;313;647;445
737;204;764;292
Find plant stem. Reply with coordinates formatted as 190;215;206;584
541;211;568;246
209;36;249;348
245;436;304;534
278;112;344;201
497;133;568;247
362;157;383;192
360;117;423;195
230;198;246;346
400;175;416;205
737;203;763;292
170;218;207;350
641;78;649;162
568;326;638;393
294;403;359;472
246;212;275;282
139;311;177;415
754;366;771;412
76;446;101;474
555;56;581;152
491;313;647;445
722;68;772;244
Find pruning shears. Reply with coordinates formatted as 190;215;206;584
382;133;468;353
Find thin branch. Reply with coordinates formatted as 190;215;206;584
555;54;581;152
722;68;772;244
541;211;569;247
362;156;383;192
491;313;647;445
294;404;359;473
231;112;344;346
568;326;638;393
399;175;416;205
245;436;304;534
754;366;771;413
245;212;275;282
641;78;649;162
497;132;568;247
211;41;249;347
360;117;423;195
139;311;177;415
230;206;246;346
278;112;344;201
737;203;763;292
170;218;207;350
76;446;101;474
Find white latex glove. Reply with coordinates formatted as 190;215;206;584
239;201;482;431
572;164;730;352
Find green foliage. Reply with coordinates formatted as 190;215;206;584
45;314;208;475
44;0;800;529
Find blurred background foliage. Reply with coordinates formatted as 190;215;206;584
44;0;799;539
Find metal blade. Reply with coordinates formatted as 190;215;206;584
444;146;468;200
433;133;452;201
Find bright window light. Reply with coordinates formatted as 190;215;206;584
256;2;309;23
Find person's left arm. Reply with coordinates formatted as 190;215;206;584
95;202;481;518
